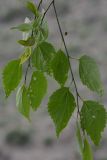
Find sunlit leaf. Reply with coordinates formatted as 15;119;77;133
20;47;32;64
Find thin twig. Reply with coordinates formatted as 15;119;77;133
24;58;31;84
32;0;43;36
41;0;54;24
38;0;43;10
52;0;81;116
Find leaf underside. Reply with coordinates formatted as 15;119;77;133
83;138;93;160
16;85;30;119
79;55;103;95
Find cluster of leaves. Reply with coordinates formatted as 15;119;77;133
2;1;107;160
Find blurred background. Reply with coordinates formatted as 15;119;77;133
0;0;107;160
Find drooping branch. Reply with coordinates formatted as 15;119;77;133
52;0;81;116
25;0;83;116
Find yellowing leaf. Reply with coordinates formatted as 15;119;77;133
18;36;35;46
20;47;32;64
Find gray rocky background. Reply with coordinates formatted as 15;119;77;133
0;0;107;160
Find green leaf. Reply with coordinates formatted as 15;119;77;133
32;16;48;43
3;59;22;97
80;101;107;145
40;21;49;40
39;41;55;61
51;50;69;86
28;71;47;110
16;85;30;119
11;23;33;32
79;55;103;95
35;21;49;43
18;36;35;46
76;122;83;155
32;46;45;71
20;47;32;64
48;87;76;137
26;1;39;16
32;42;56;74
33;16;42;29
83;138;93;160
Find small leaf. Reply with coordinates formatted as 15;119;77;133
48;87;76;137
22;17;31;40
33;15;42;29
32;42;56;74
11;23;33;32
20;47;32;64
40;21;49;40
32;46;45;71
51;50;69;86
35;21;49;42
16;85;30;119
80;101;107;145
3;59;22;97
83;138;93;160
79;55;103;95
18;36;35;46
39;41;55;61
26;1;39;16
28;71;47;110
76;122;83;155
